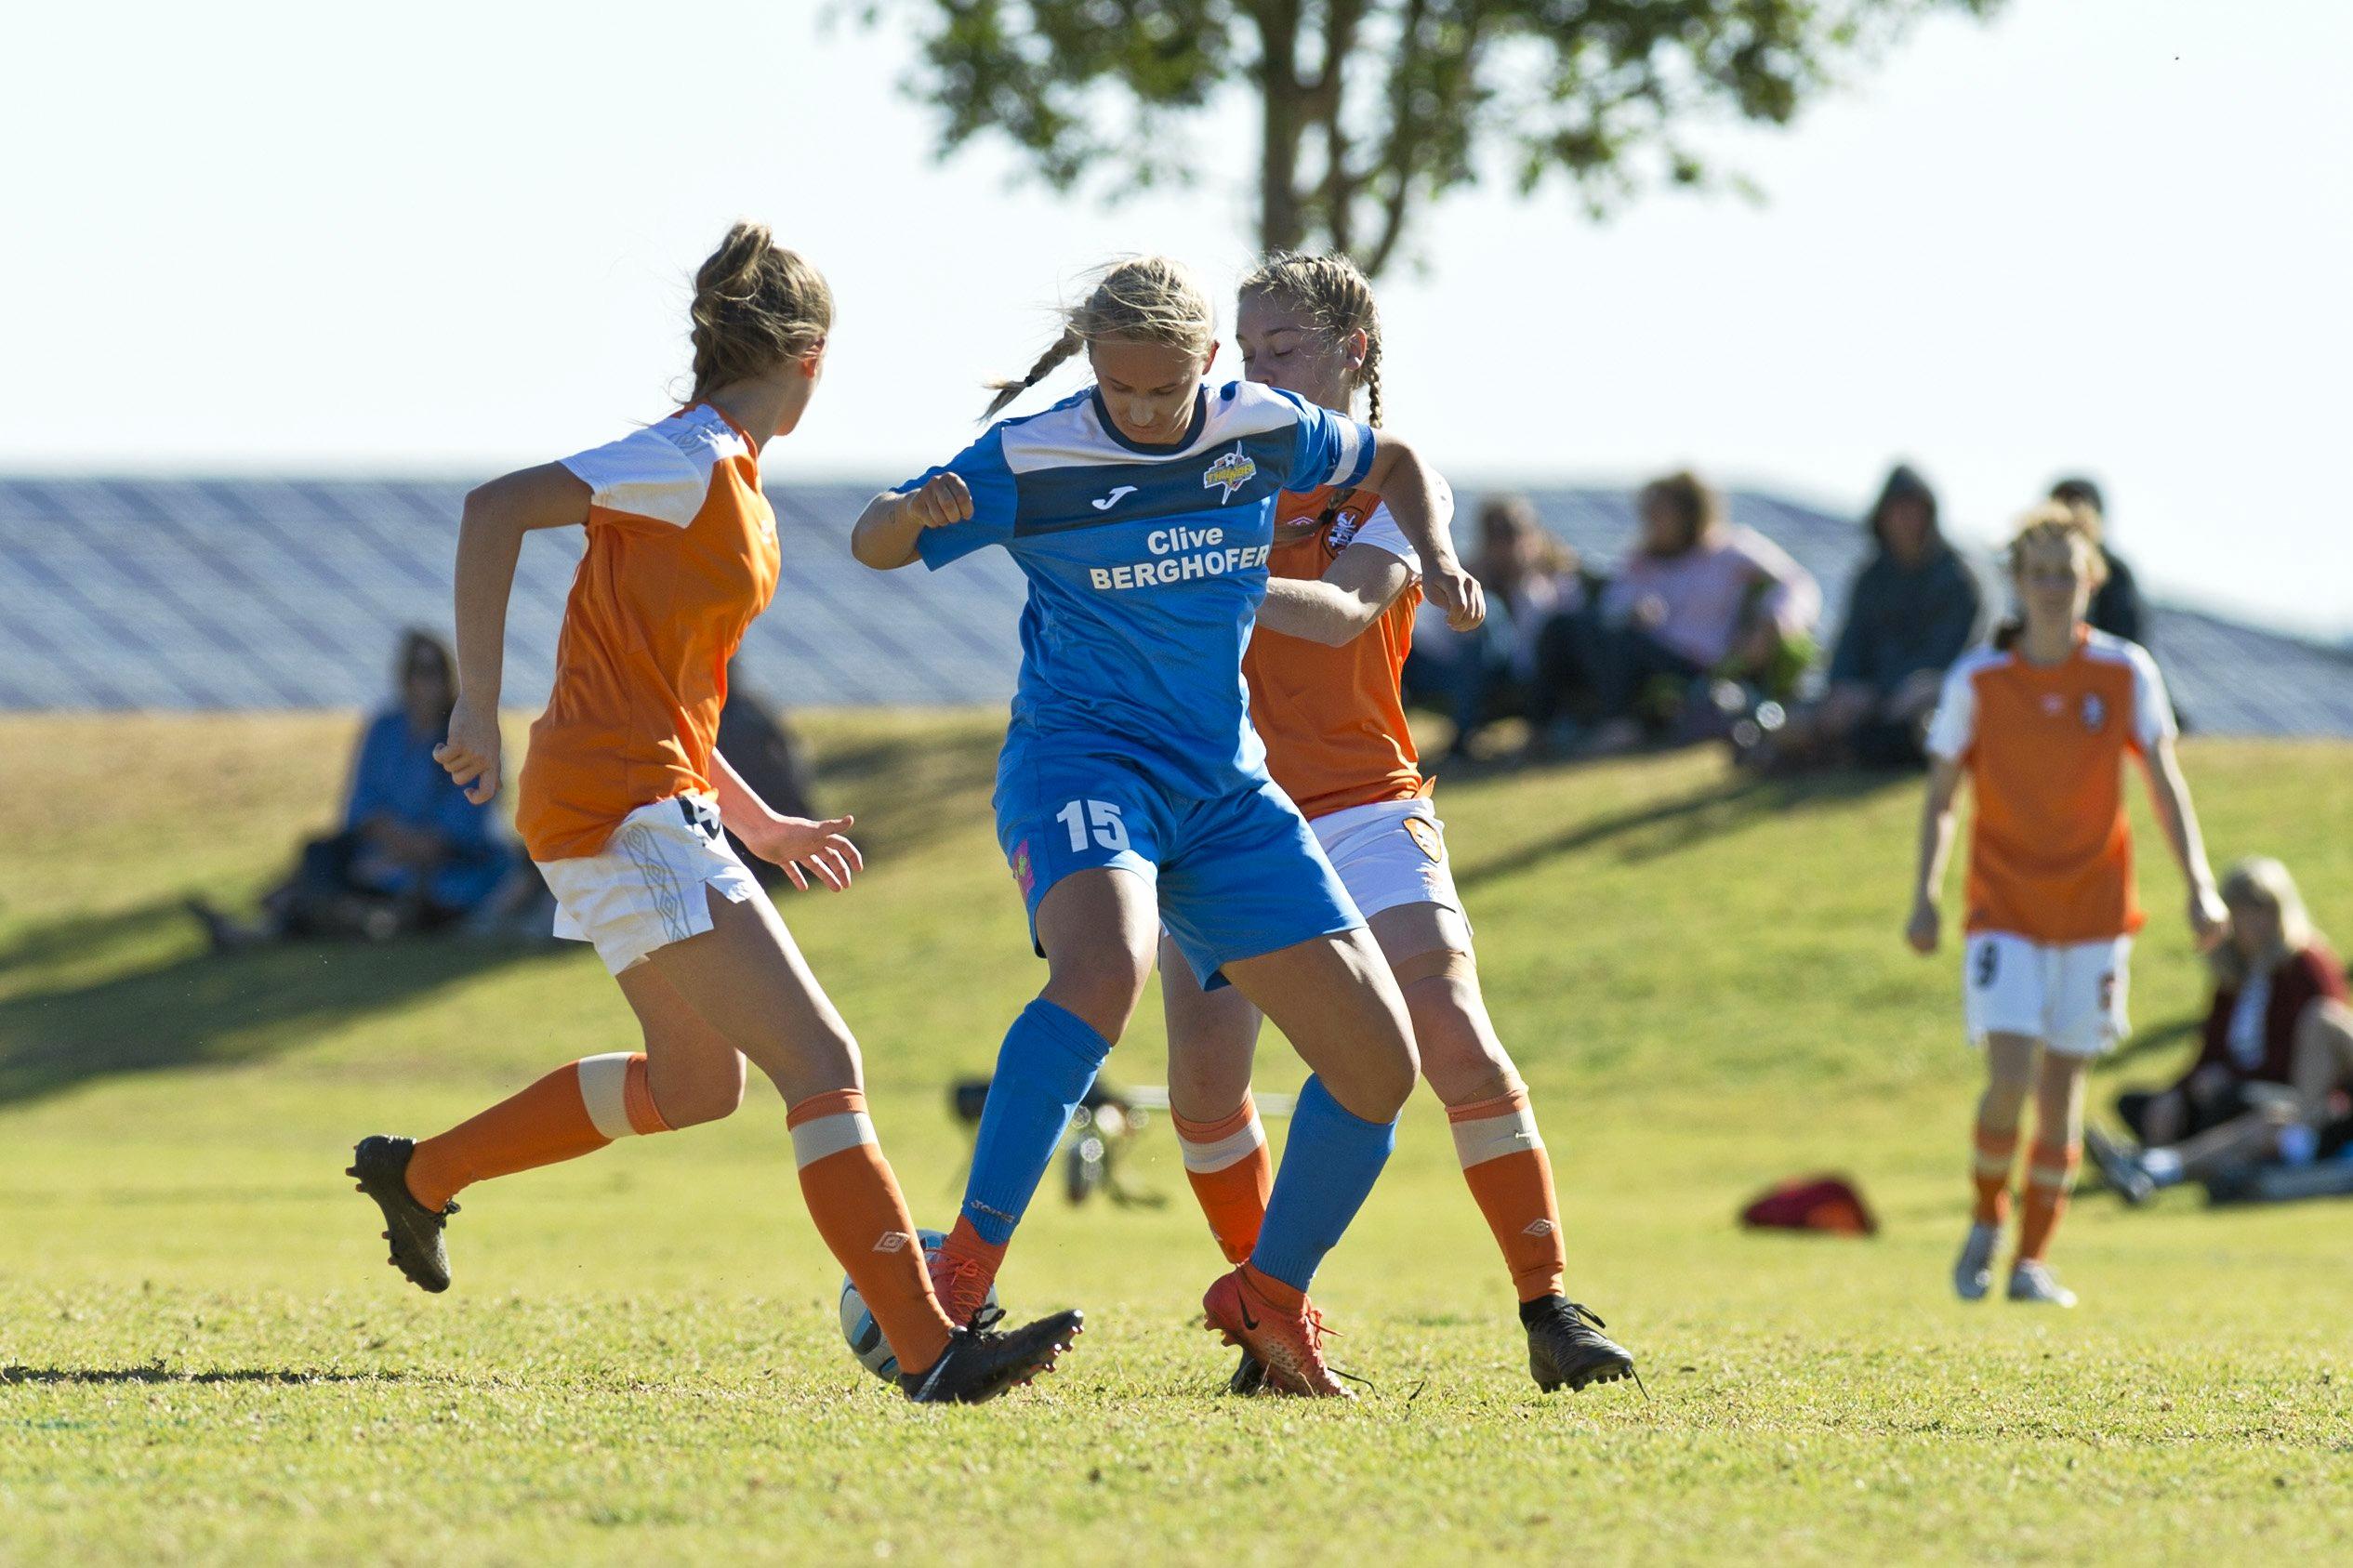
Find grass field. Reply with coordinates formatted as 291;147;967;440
4;712;2350;1565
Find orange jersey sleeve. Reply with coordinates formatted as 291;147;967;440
1243;486;1427;819
515;404;782;862
1925;630;2175;942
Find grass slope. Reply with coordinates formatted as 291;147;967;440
3;713;2349;1565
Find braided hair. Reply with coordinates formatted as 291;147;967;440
1236;251;1384;425
983;257;1217;420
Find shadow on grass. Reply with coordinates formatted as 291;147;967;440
2096;1014;2202;1076
0;896;560;1108
1455;765;1904;892
1;1364;399;1387
803;725;1002;858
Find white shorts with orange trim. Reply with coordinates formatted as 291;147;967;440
538;794;764;974
1963;930;2134;1058
1309;797;1469;929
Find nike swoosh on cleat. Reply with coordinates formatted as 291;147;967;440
1238;1300;1260;1331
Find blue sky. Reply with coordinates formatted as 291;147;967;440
2;0;2346;637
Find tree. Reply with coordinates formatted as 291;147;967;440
857;0;2001;276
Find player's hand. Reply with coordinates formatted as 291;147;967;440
434;697;503;806
1426;559;1487;632
2188;883;2227;952
907;473;972;530
735;811;865;892
1905;898;1940;955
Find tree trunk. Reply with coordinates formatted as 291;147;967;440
1253;0;1307;252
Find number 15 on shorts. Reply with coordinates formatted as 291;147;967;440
1055;799;1130;852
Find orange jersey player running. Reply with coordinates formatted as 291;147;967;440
1158;252;1637;1394
345;223;1079;1403
1909;499;2226;1308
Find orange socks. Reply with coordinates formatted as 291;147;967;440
789;1088;954;1377
2016;1140;2082;1262
1447;1084;1566;1303
405;1052;670;1211
1971;1122;2019;1227
1171;1095;1273;1265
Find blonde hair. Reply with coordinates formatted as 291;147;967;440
2212;856;2320;988
984;257;1217;420
689;222;833;399
1237;251;1385;425
2003;498;2110;590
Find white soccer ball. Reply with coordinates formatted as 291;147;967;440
839;1228;998;1382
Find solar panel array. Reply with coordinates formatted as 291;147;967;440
3;475;2348;735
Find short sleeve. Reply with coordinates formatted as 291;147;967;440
2125;643;2176;753
1344;503;1421;576
558;427;713;532
902;427;1020;570
1265;387;1376;494
1923;660;1979;763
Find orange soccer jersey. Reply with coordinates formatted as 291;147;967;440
1242;486;1426;819
515;403;782;862
1925;629;2175;943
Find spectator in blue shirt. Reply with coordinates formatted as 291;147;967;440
190;630;523;947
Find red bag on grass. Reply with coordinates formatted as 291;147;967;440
1739;1175;1877;1236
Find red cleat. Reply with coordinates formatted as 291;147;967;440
1201;1268;1352;1399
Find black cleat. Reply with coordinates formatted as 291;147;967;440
1227;1351;1267;1396
2083;1127;2154;1206
1523;1296;1637;1393
347;1136;455;1294
901;1307;1083;1404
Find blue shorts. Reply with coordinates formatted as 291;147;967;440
996;753;1362;991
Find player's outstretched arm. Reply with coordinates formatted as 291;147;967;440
1256;545;1416;647
711;749;864;892
852;474;972;570
2141;734;2227;948
1906;757;1963;954
436;463;591;805
1355;436;1482;631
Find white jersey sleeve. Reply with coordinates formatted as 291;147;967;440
1923;653;1986;763
559;408;738;530
1343;503;1421;577
2123;640;2176;753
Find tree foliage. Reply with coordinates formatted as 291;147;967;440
857;0;2001;275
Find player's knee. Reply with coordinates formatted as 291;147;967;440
1401;972;1510;1103
663;1061;747;1129
1045;958;1149;1045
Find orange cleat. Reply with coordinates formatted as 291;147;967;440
1201;1268;1352;1398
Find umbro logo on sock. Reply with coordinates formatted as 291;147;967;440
1522;1219;1557;1238
874;1231;914;1253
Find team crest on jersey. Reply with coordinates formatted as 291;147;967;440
1202;444;1257;503
1329;507;1368;550
2081;692;2107;731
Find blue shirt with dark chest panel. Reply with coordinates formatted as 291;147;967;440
906;380;1377;800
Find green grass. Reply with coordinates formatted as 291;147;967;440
4;712;2350;1565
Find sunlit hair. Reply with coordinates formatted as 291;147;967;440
2003;499;2110;590
688;222;833;399
1635;470;1724;557
1237;250;1385;426
2211;856;2320;988
984;257;1217;420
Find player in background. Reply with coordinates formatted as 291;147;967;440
1909;501;2225;1307
1157;253;1636;1395
349;224;1081;1403
852;257;1483;1396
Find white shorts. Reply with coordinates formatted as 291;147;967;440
1963;930;2133;1058
538;795;764;975
1309;797;1468;929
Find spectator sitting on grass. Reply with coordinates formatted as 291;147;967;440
1402;494;1588;761
1748;464;1983;772
1577;470;1819;756
188;629;528;949
2086;856;2353;1202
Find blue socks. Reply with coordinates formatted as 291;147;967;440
958;999;1113;1246
1248;1074;1398;1294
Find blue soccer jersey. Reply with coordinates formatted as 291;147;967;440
904;379;1376;798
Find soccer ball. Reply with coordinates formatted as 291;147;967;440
839;1228;998;1382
